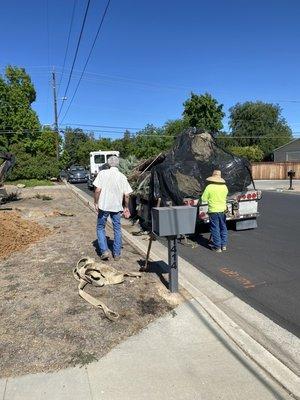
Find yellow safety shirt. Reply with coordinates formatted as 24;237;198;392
201;183;228;213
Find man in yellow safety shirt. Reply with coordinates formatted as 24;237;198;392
201;170;228;253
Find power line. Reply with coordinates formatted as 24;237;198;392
60;0;111;123
1;129;300;139
57;0;91;119
61;123;141;130
57;0;77;96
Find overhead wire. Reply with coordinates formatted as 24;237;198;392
60;0;111;124
57;0;91;119
0;128;300;139
57;0;78;96
60;123;141;130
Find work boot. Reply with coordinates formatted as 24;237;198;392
100;251;110;260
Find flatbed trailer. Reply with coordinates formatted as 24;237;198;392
184;188;262;230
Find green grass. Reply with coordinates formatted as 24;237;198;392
6;179;54;187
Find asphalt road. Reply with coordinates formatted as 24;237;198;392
74;183;300;337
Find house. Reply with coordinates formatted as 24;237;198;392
273;139;300;162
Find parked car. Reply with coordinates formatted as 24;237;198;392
67;165;88;184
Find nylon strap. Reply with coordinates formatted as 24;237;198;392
73;257;141;321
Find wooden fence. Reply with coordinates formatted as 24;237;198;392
251;162;300;180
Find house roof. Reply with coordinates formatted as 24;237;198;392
273;138;300;152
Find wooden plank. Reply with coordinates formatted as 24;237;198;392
251;162;300;179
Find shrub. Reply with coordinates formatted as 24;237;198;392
228;146;264;162
9;153;60;180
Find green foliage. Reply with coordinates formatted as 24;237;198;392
59;150;71;170
64;128;89;165
113;130;135;158
119;155;138;176
133;124;173;159
63;128;113;166
0;66;40;149
163;119;189;137
76;138;113;166
229;101;293;157
9;143;60;180
228;146;264;162
33;127;60;157
182;92;224;132
0;66;62;181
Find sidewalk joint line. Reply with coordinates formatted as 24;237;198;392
2;379;8;400
85;367;94;400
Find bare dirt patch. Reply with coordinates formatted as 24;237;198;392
0;187;185;378
0;211;51;260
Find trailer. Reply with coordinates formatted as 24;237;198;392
130;129;261;231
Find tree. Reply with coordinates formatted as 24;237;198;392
133;124;173;159
0;66;40;150
229;101;293;157
9;142;60;180
182;92;225;132
75;137;112;166
0;66;62;180
63;127;90;165
113;130;134;158
33;127;60;157
163;119;189;137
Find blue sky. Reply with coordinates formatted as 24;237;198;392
1;0;300;138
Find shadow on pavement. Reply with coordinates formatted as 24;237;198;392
186;300;288;400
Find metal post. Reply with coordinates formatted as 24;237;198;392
168;236;178;293
288;174;294;190
52;69;59;160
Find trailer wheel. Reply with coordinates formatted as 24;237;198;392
235;218;257;231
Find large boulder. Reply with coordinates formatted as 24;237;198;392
148;129;252;206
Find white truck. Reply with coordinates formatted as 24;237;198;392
87;150;120;189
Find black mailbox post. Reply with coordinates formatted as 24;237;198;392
152;206;197;293
288;170;295;190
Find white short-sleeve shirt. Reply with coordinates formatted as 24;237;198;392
93;167;133;212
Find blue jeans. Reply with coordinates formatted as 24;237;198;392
97;210;122;256
209;212;228;249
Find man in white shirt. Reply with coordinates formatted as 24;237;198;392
93;156;132;260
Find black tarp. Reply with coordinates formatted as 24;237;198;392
149;129;253;206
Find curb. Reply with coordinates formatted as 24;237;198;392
65;181;300;399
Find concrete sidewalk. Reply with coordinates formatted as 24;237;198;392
0;300;293;400
253;179;300;192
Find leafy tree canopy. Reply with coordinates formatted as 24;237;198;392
33;126;60;157
0;66;40;150
163;119;189;137
133;124;173;159
75;137;113;166
182;92;224;132
63;128;90;165
229;101;293;157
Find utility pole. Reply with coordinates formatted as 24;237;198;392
52;69;59;160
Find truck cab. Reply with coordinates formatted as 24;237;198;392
87;150;120;189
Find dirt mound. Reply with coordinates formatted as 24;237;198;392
0;211;50;260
